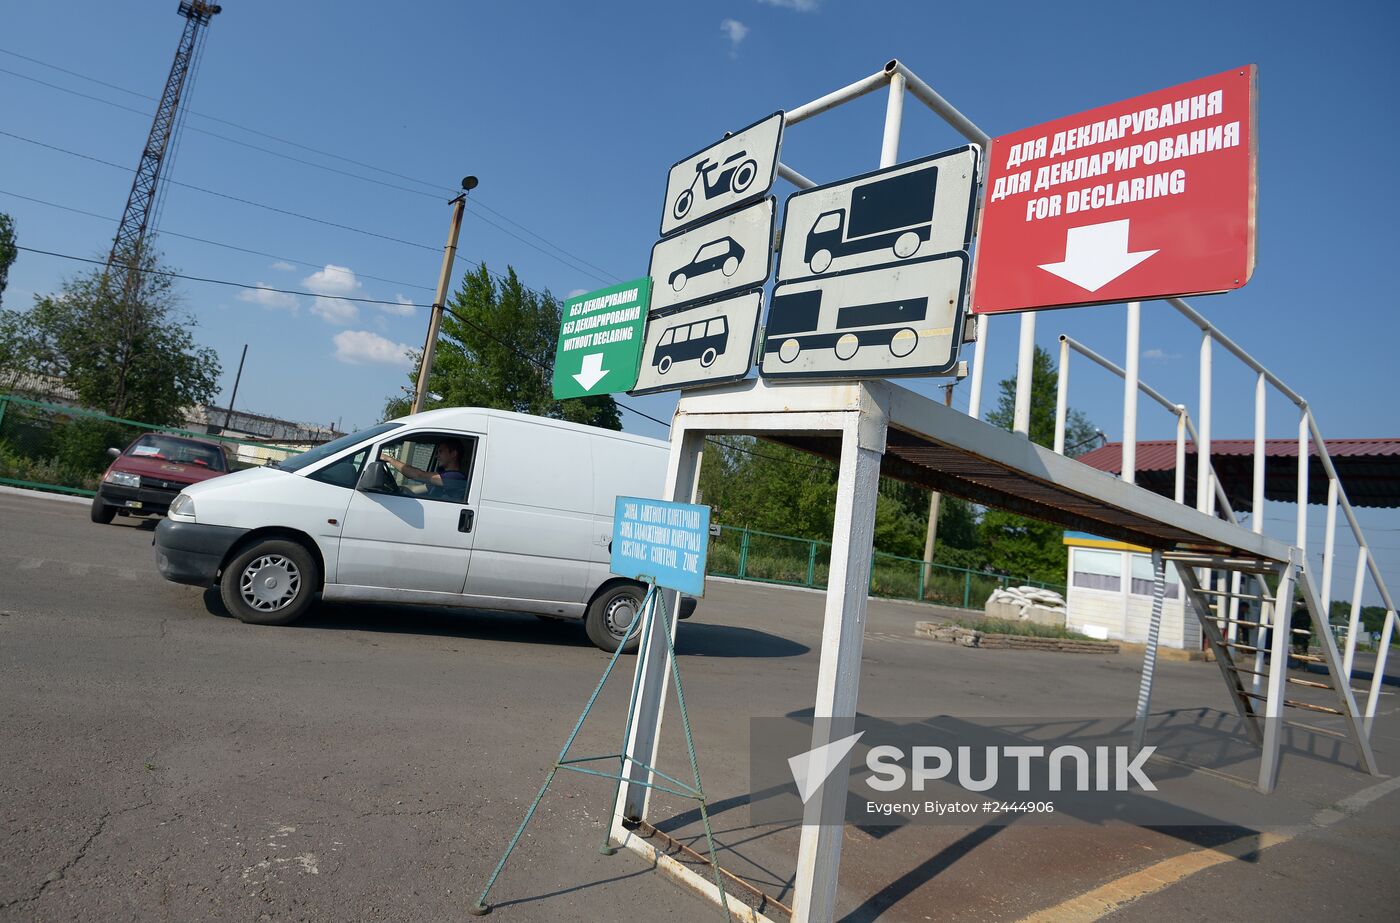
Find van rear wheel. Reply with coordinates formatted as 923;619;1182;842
585;584;646;654
220;538;318;626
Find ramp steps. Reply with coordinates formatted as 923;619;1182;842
1169;554;1379;791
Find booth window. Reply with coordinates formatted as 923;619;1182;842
1129;553;1180;598
1072;548;1121;592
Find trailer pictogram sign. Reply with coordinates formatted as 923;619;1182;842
972;65;1257;314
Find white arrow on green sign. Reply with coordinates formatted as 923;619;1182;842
552;277;652;400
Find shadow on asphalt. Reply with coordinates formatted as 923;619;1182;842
201;589;808;659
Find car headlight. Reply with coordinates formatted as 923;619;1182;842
104;470;141;488
169;493;195;518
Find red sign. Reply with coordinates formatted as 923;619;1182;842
972;66;1257;314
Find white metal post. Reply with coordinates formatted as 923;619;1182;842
1173;410;1187;504
1365;610;1396;732
1121;302;1140;484
967;315;989;421
1013;314;1036;435
1054;337;1069;454
1252;372;1266;533
615;427;704;824
1344;549;1367;676
1258;560;1297;794
1196;331;1212;513
792;418;884;923
1320;478;1338;618
880;72;905;168
1296;410;1310;552
1132;550;1166;753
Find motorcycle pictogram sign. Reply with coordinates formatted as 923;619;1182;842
660;111;783;238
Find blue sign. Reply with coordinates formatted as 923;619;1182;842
611;496;710;597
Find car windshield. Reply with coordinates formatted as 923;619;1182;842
276;422;403;473
127;434;226;470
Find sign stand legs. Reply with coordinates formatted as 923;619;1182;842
470;585;730;919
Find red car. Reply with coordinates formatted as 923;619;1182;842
92;432;231;524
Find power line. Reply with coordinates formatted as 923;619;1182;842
0;128;442;254
14;243;672;430
15;244;432;309
0;48;623;285
0;129;566;302
0;187;435;292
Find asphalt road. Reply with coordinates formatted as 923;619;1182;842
2;490;1398;922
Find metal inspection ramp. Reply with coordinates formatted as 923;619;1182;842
677;376;1292;561
615;376;1377;923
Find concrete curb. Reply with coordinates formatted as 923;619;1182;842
0;484;90;506
915;621;1121;654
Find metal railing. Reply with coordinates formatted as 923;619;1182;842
1037;302;1397;728
706;524;1064;609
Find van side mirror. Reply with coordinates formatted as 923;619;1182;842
107;447;121;458
356;460;393;493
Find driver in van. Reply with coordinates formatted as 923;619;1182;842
379;438;468;500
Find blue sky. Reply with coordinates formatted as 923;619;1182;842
3;0;1398;597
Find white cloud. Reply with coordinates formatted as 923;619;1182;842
303;264;362;297
720;18;749;56
377;293;416;317
303;264;363;325
756;0;819;11
237;283;298;312
332;330;414;367
566;288;589;299
1143;348;1181;361
270;260;296;271
311;297;359;324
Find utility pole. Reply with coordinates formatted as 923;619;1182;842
921;381;957;593
221;343;247;431
412;176;477;415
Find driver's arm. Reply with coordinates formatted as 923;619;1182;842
380;452;446;486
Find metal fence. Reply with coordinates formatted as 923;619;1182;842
707;524;1065;610
0;393;304;497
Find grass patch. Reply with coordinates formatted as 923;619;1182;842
946;615;1093;641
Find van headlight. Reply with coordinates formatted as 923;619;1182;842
168;493;195;519
104;470;141;488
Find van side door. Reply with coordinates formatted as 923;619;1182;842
335;430;479;596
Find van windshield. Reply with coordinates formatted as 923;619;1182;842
275;422;402;473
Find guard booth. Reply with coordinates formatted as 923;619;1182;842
1062;531;1201;650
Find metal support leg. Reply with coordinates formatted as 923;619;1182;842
1175;563;1263;746
791;419;883;923
616;427;704;824
1132;550;1166;753
1258;562;1297;793
1294;567;1379;775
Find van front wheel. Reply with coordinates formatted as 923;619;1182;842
585;585;646;654
220;539;318;626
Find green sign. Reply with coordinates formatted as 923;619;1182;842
551;277;651;400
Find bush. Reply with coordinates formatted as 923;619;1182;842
0;440;99;491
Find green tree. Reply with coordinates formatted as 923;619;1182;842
980;344;1099;584
0;213;15;308
0;246;220;423
384;264;620;429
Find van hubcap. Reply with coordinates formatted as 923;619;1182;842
605;595;641;641
241;554;301;612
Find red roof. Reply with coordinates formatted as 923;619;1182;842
1077;438;1400;509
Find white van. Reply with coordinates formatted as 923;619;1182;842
152;408;692;652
